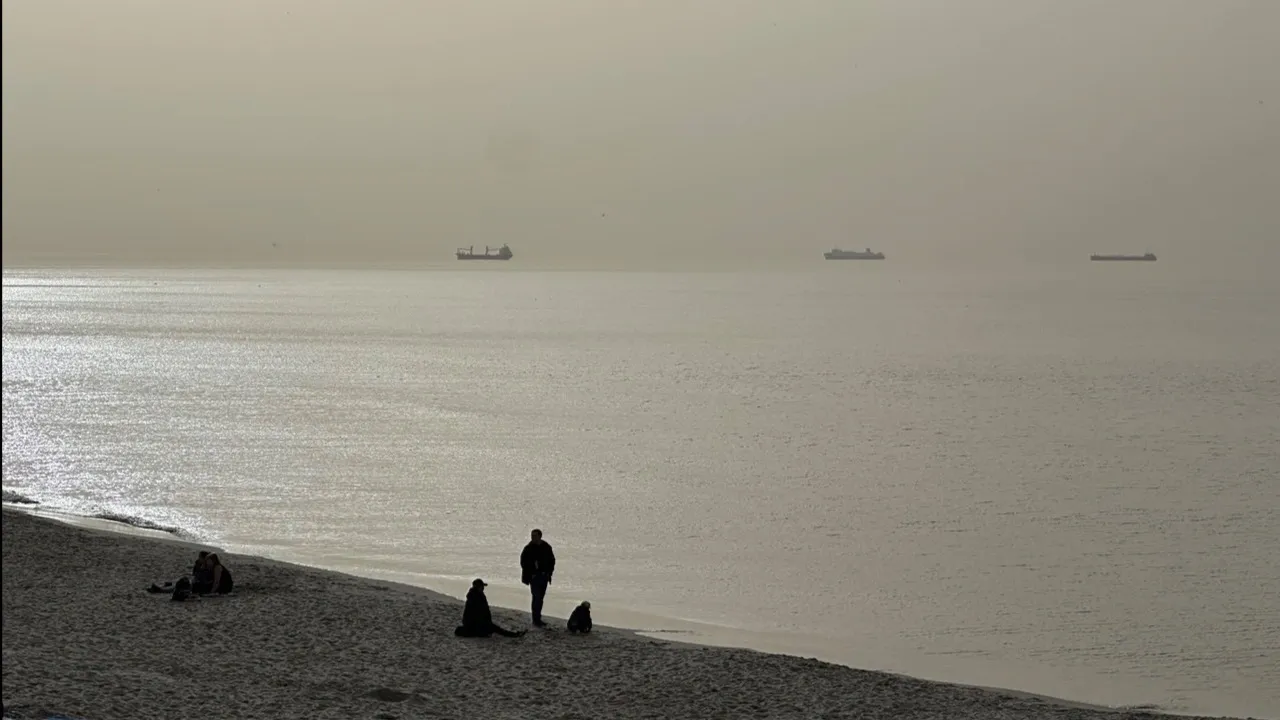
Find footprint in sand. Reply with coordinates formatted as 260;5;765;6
365;687;414;703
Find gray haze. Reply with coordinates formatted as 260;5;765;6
3;0;1278;270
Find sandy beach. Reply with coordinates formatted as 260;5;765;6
1;510;1245;720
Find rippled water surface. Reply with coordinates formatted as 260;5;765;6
3;267;1277;717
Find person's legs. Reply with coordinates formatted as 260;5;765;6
455;626;492;638
530;575;548;625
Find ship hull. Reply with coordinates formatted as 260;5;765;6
824;254;885;260
456;255;512;261
1090;255;1156;262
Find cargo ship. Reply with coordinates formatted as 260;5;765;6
457;244;513;261
824;247;885;260
1090;252;1156;262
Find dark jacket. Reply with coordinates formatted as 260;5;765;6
192;564;214;593
567;605;592;633
213;564;233;594
520;541;556;585
462;588;493;629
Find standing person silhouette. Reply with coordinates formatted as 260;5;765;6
520;528;556;627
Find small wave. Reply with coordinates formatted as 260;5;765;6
2;490;40;505
89;512;184;536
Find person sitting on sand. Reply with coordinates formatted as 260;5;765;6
148;551;214;599
194;553;233;595
455;579;525;638
191;552;214;594
567;601;592;634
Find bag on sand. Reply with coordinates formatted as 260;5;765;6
170;577;192;602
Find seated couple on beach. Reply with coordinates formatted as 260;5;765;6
148;551;233;601
455;579;593;637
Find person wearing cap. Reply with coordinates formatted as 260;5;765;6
520;528;556;627
566;601;593;634
454;579;525;638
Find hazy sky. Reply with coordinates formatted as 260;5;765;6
3;0;1277;269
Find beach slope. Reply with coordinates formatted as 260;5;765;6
1;510;1237;720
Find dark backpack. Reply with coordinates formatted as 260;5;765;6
171;577;192;602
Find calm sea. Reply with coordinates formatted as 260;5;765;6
3;266;1277;717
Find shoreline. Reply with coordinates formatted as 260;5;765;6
2;506;1251;720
